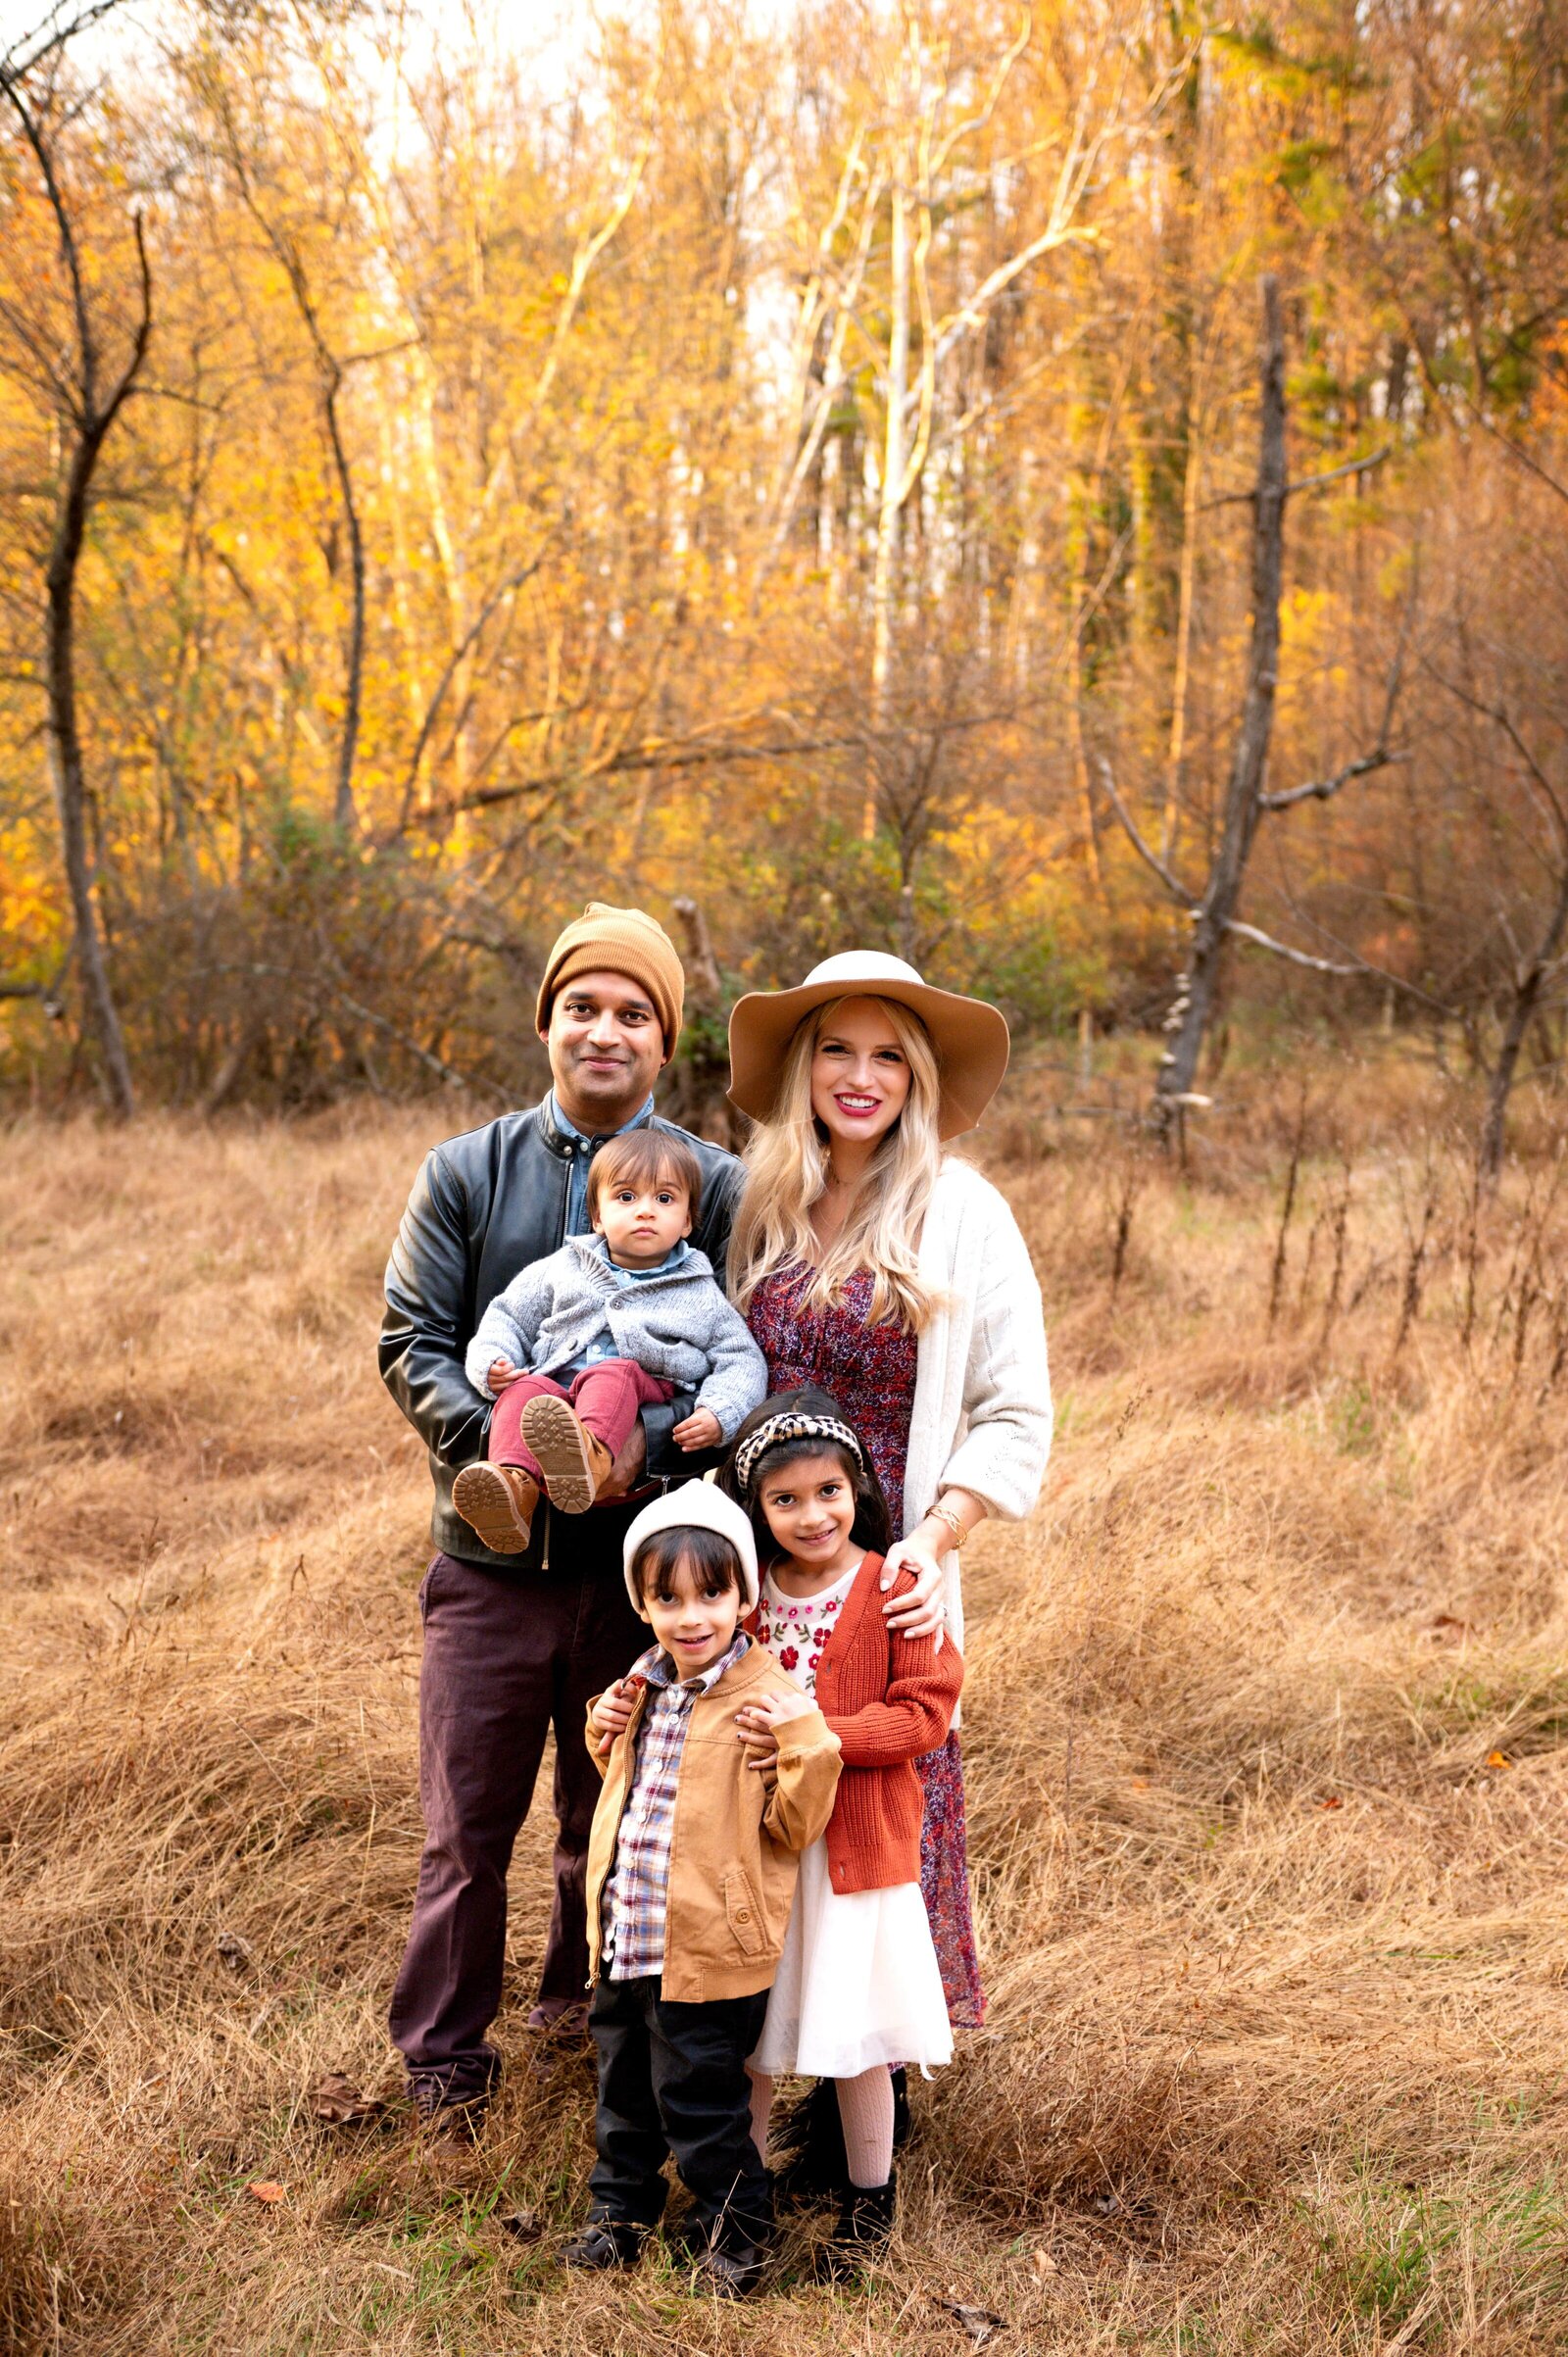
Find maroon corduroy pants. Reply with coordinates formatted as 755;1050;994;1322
488;1358;673;1483
389;1505;647;2100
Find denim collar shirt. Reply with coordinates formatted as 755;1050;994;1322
602;1629;751;1982
548;1090;656;1239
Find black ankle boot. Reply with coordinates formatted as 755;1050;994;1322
562;2216;646;2271
770;2076;848;2203
773;2070;911;2205
813;2174;896;2279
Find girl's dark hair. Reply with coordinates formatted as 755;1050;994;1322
630;1525;742;1606
720;1386;893;1565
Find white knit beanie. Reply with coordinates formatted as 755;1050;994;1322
622;1478;760;1612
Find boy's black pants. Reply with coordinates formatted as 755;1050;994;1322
588;1976;772;2247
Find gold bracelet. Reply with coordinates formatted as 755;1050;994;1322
928;1499;967;1550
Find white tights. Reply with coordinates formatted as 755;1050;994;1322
747;2066;896;2189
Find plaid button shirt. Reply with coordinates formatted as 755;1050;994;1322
602;1631;751;1983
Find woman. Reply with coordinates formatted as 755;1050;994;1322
725;951;1053;2060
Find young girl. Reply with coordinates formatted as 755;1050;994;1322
724;1387;963;2270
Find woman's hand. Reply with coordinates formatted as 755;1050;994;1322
590;1677;640;1743
879;1533;948;1640
882;1492;983;1639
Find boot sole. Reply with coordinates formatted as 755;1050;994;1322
452;1463;532;1552
519;1396;603;1514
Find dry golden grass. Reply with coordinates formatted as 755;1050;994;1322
4;1061;1568;2354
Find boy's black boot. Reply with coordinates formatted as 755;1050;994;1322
671;2211;772;2298
686;2238;767;2297
683;2225;768;2300
812;2174;897;2280
562;2217;647;2271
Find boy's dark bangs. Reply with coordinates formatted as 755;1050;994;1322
632;1525;740;1603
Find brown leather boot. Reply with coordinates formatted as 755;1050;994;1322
451;1461;539;1552
518;1396;613;1513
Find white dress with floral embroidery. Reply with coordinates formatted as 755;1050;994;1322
752;1564;953;2079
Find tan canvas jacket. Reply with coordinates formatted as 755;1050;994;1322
585;1639;842;2003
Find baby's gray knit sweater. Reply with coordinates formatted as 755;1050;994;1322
464;1235;767;1441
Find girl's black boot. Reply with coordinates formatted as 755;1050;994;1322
812;2173;896;2281
773;2069;908;2207
770;2077;847;2205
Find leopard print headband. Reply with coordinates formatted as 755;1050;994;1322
732;1411;866;1498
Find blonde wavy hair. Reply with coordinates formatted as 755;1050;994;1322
729;996;946;1332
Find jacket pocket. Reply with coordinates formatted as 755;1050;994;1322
721;1868;765;1959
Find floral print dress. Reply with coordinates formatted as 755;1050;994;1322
747;1261;986;2029
754;1570;850;1687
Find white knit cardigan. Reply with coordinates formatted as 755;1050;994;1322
902;1156;1054;1660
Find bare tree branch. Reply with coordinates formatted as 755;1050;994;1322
1223;919;1361;973
1259;747;1405;811
387;556;546;837
1095;757;1196;907
1204;446;1391;509
2;1;125;82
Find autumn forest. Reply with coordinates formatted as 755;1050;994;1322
2;0;1566;1142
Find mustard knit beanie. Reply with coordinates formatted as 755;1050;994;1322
535;902;685;1061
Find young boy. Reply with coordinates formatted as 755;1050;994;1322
566;1483;842;2295
453;1132;766;1552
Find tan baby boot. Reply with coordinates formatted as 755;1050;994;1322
518;1396;613;1513
452;1461;539;1552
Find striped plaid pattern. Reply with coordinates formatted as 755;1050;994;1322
602;1631;751;1982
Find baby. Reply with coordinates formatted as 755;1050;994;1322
452;1130;766;1553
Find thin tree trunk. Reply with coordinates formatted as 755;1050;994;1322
1479;864;1568;1181
320;361;365;834
865;150;910;843
46;432;136;1116
1161;377;1204;862
1154;276;1287;1126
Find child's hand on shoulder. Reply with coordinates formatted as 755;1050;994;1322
672;1405;722;1451
734;1684;815;1773
590;1677;641;1743
754;1685;815;1726
486;1356;521;1394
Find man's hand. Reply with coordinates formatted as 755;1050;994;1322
595;1417;649;1499
672;1405;723;1452
486;1356;521;1394
590;1677;641;1743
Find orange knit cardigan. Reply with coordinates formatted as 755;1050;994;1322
760;1550;963;1897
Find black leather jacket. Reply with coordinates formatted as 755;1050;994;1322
380;1095;745;1572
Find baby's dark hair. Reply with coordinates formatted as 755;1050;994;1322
586;1129;703;1227
630;1524;742;1607
720;1386;893;1565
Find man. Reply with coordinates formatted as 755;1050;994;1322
380;902;744;2136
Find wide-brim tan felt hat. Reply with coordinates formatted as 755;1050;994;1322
727;951;1010;1143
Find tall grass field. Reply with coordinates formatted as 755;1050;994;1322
4;1058;1567;2354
